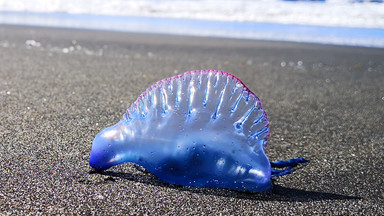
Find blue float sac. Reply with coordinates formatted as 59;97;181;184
89;70;308;192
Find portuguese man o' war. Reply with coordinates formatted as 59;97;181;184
89;70;308;192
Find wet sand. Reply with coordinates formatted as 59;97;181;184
0;24;383;215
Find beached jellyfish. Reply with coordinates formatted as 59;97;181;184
89;70;307;192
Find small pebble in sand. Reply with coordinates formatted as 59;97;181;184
297;61;303;66
104;176;115;182
25;40;41;48
0;40;9;47
96;194;105;200
83;48;93;55
97;49;103;56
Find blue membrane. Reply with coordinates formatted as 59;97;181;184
1;11;384;48
89;70;307;192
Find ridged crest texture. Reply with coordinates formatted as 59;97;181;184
89;70;272;192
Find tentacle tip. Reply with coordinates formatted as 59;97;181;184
297;157;309;163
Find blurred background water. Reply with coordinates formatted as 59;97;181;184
0;0;383;47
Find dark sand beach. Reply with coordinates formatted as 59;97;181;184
0;25;383;215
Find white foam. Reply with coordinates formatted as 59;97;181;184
1;0;384;28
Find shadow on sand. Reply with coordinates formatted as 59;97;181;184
90;168;361;202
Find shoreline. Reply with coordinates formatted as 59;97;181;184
1;11;384;48
2;23;384;52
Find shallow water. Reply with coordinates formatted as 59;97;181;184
0;0;383;47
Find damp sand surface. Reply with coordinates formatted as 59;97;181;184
0;25;383;215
